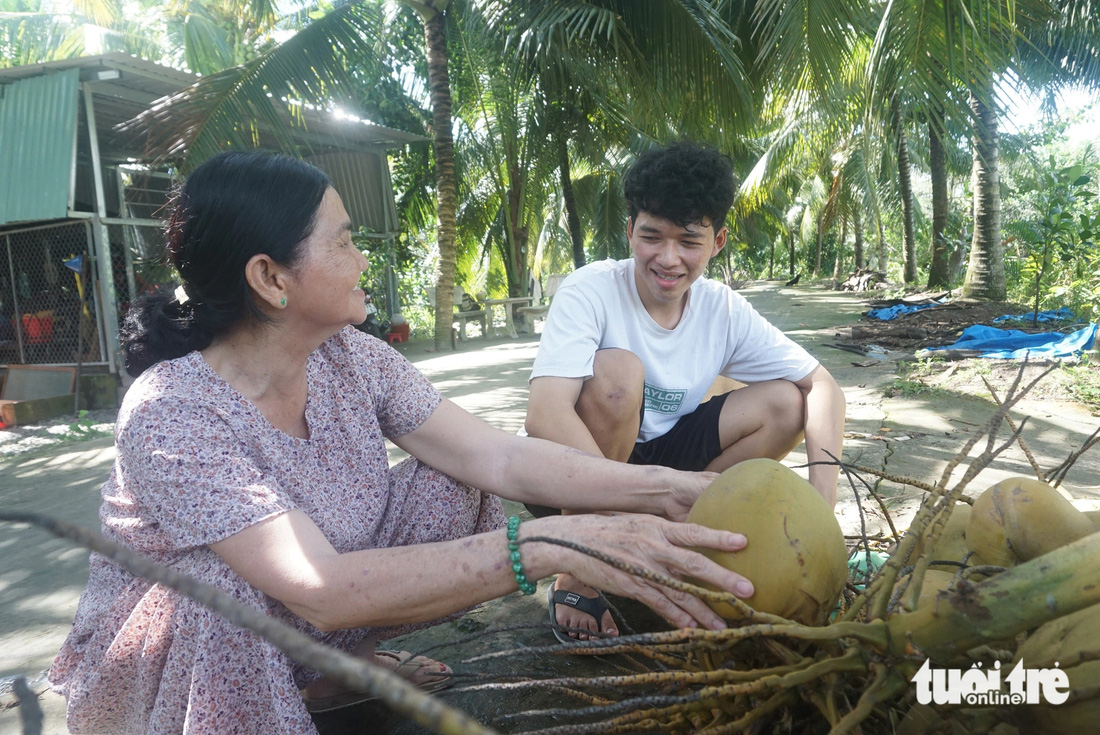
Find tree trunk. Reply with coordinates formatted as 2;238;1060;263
506;162;529;298
927;110;952;289
423;7;459;349
557;135;586;270
813;210;824;277
832;212;847;282
854;206;864;269
768;235;775;280
961;85;1006;300
876;210;887;273
788;229;796;279
948;235;967;283
861;128;888;273
893;96;918;283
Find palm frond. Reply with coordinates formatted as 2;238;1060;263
476;0;754;140
123;2;390;168
180;7;236;74
72;0;120;27
753;0;868;103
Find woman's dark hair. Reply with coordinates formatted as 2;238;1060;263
122;151;331;377
623;141;738;231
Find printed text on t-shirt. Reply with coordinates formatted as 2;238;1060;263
644;384;686;414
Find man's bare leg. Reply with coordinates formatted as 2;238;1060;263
548;363;806;639
551;349;644;638
704;380;805;473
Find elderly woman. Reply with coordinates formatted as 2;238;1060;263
48;152;753;735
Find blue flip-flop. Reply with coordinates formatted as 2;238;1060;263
547;581;613;643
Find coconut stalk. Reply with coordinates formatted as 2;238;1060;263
885;530;1100;659
462;362;1100;734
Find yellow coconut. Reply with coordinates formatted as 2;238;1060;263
1084;509;1100;532
911;503;972;571
685;458;847;625
1013;603;1100;735
911;569;957;610
965;477;1094;568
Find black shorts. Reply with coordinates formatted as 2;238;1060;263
525;391;732;518
628;390;731;471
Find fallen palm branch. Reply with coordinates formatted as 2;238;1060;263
0;510;499;735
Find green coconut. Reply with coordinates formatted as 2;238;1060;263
686;458;847;626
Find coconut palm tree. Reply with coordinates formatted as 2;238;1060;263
0;0;160;67
473;0;759;281
867;0;1100;299
117;0;466;348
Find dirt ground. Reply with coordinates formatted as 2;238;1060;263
2;280;1099;735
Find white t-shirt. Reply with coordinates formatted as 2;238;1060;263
530;258;819;443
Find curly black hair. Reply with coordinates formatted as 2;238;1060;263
623;142;737;231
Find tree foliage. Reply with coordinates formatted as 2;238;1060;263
5;0;1100;333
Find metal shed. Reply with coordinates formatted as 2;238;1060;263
0;52;424;374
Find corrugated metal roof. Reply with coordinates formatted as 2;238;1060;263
0;53;427;167
0;68;80;225
0;54;425;232
306;151;400;235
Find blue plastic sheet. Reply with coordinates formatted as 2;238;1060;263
992;307;1077;324
928;323;1098;360
866;302;942;321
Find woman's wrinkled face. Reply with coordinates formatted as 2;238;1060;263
286;187;369;333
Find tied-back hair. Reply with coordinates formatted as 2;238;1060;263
122;151;331;377
624;141;738;231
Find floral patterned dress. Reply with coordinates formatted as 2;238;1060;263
49;327;505;734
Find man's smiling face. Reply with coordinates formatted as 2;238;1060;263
628;211;727;318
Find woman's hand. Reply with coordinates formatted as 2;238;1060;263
526;514;752;632
658;470;719;522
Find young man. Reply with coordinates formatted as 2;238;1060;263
524;142;846;641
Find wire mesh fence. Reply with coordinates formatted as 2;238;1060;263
106;222;176;312
1;220;173;367
1;221;103;365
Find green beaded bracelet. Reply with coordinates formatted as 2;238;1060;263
507;515;537;595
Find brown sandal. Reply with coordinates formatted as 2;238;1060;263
302;650;453;713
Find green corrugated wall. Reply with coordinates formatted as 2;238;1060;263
0;68;80;225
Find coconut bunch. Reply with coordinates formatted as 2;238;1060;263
454;364;1100;735
884;476;1100;735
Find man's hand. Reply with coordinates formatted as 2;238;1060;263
660;470;719;522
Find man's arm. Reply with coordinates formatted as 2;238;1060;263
793;365;846;507
525;375;605;456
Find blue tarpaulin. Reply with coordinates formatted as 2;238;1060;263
928;323;1098;360
992;307;1077;324
867;302;944;321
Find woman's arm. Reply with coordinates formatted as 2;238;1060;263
210;509;751;632
392;398;714;522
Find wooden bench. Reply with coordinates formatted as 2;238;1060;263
517;274;567;334
426;286;488;341
0;365;77;426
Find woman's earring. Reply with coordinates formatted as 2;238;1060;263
280;297;287;307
